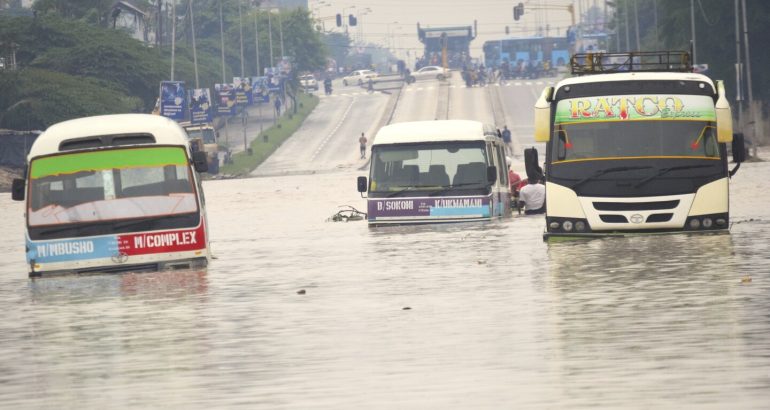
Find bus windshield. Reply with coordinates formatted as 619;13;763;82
370;142;488;193
552;120;720;162
28;146;197;227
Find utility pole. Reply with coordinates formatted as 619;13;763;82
633;0;640;51
278;11;285;60
238;0;245;78
219;0;226;84
653;0;659;50
735;0;742;129
624;0;630;51
741;0;758;147
268;10;274;67
254;8;260;76
690;0;696;64
189;0;199;88
170;0;176;80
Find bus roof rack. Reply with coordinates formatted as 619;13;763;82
570;51;692;75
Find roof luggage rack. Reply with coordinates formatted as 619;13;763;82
570;51;692;75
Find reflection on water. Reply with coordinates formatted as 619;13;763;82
0;163;769;408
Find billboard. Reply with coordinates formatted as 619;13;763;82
160;81;186;121
189;88;212;124
215;83;236;116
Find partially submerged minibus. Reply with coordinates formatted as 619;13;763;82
528;51;745;239
357;120;512;225
11;114;212;277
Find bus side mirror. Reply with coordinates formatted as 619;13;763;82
715;80;734;143
192;151;209;173
11;178;25;201
487;166;497;184
732;133;746;164
534;86;553;142
357;176;368;194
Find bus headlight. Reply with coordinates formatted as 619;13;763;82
562;221;574;232
575;221;586;231
549;221;560;230
702;217;713;228
689;218;701;229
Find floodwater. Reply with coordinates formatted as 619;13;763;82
1;159;769;409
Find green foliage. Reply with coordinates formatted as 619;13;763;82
0;2;329;130
0;68;143;129
611;0;770;101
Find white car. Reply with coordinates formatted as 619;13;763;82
299;74;318;91
408;66;450;83
342;69;378;86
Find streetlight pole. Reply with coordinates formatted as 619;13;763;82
238;0;245;78
254;8;260;76
189;0;199;88
690;0;696;64
278;10;285;60
268;10;274;66
170;0;176;80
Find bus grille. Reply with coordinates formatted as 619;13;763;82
592;200;680;211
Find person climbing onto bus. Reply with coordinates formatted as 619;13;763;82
518;176;545;215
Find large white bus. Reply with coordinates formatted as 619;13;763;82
528;51;746;239
357;120;512;225
11;114;212;276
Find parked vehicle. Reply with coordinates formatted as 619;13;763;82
299;74;319;91
11;114;212;277
357;120;512;225
342;69;378;86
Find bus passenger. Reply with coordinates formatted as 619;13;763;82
518;177;545;215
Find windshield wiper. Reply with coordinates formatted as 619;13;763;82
112;218;157;230
428;182;488;196
571;166;653;189
633;165;715;188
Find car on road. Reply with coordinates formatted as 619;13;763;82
299;74;318;91
407;66;450;83
342;69;378;86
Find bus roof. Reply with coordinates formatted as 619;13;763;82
554;71;716;94
373;120;498;145
29;114;190;158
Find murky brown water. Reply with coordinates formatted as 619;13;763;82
1;159;769;408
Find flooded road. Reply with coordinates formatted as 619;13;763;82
1;76;770;408
1;158;769;408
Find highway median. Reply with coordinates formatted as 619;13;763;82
219;93;319;177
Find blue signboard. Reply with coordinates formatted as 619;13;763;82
160;81;186;121
189;88;212;124
215;83;236;116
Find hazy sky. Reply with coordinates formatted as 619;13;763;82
316;0;600;61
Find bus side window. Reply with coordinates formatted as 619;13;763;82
496;144;507;185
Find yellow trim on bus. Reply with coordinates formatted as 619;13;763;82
553;156;721;164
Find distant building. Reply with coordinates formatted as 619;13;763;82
112;1;150;43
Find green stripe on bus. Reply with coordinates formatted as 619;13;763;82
30;147;188;179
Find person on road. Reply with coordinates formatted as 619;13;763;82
518;177;546;215
324;77;332;95
358;133;368;159
501;125;513;156
274;96;282;117
367;77;374;93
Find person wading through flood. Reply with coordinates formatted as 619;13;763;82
358;132;368;159
518;175;546;214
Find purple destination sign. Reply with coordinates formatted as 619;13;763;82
368;196;491;219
